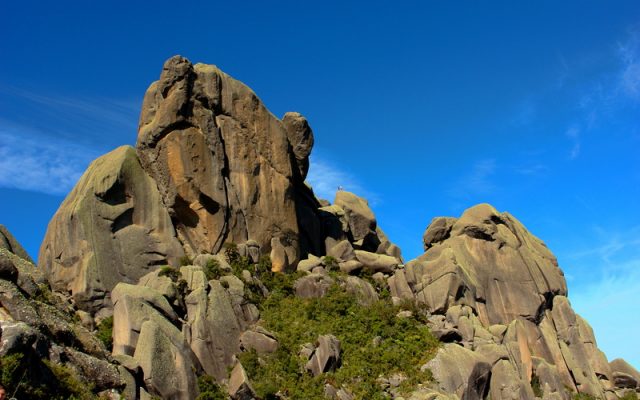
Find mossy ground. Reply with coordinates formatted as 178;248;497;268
233;257;440;400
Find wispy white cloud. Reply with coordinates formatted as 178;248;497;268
565;227;640;368
0;85;139;146
617;30;640;99
514;163;549;176
565;125;581;160
0;123;101;195
448;159;497;199
0;86;139;195
306;155;379;205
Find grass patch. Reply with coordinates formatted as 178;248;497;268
96;316;113;351
204;258;223;280
247;285;439;399
196;375;227;400
158;266;180;282
0;353;94;399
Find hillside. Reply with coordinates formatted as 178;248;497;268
0;56;638;399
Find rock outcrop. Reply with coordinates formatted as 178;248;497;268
39;146;184;313
25;56;640;399
394;203;639;399
136;56;314;270
0;227;131;399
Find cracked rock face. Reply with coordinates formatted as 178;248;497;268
137;56;310;268
39;146;184;313
401;203;624;399
39;56;322;314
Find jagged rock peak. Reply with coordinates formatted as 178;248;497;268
136;55;315;267
391;203;639;399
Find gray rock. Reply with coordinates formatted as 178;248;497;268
0;255;18;282
0;224;33;262
305;334;341;376
228;362;256;400
354;250;398;274
240;327;279;354
294;273;334;299
343;276;379;306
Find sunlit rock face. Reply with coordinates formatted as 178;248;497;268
398;204;618;399
136;56;316;271
39;146;184;313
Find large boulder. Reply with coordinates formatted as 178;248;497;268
405;204;626;398
0;224;33;262
39;146;184;313
136;56;316;269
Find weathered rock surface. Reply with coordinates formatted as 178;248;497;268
25;57;640;400
305;334;342;376
401;203;633;399
136;56;315;270
0;224;33;263
0;227;131;398
39;146;184;313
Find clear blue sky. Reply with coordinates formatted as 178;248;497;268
1;1;639;368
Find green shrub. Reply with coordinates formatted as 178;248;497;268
322;256;339;272
96;316;113;351
247;285;439;399
0;353;94;399
572;393;597;400
179;255;192;267
531;373;542;397
204;258;223;280
196;375;227;400
44;360;94;399
224;243;241;265
158;266;180;282
256;255;272;274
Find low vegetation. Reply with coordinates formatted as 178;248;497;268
195;375;227;400
235;269;439;399
96;316;113;351
0;352;93;399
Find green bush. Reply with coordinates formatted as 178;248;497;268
158;266;180;282
204;258;223;280
196;375;227;400
322;256;339;272
179;255;192;267
572;393;597;400
256;255;272;274
0;353;94;399
246;285;439;399
530;373;542;397
96;316;113;351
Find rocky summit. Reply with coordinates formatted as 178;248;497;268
0;56;637;399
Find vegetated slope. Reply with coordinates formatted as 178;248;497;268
0;56;638;399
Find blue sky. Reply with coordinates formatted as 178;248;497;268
1;1;639;368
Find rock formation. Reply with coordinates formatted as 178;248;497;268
392;203;633;399
1;55;633;399
39;146;184;313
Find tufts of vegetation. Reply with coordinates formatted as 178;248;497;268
96;316;113;351
245;285;439;399
195;375;227;400
158;266;180;282
0;352;94;399
530;373;542;397
34;283;56;305
322;256;339;272
204;258;223;280
179;255;193;267
572;393;597;400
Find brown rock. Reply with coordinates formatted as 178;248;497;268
136;56;308;265
39;146;183;313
